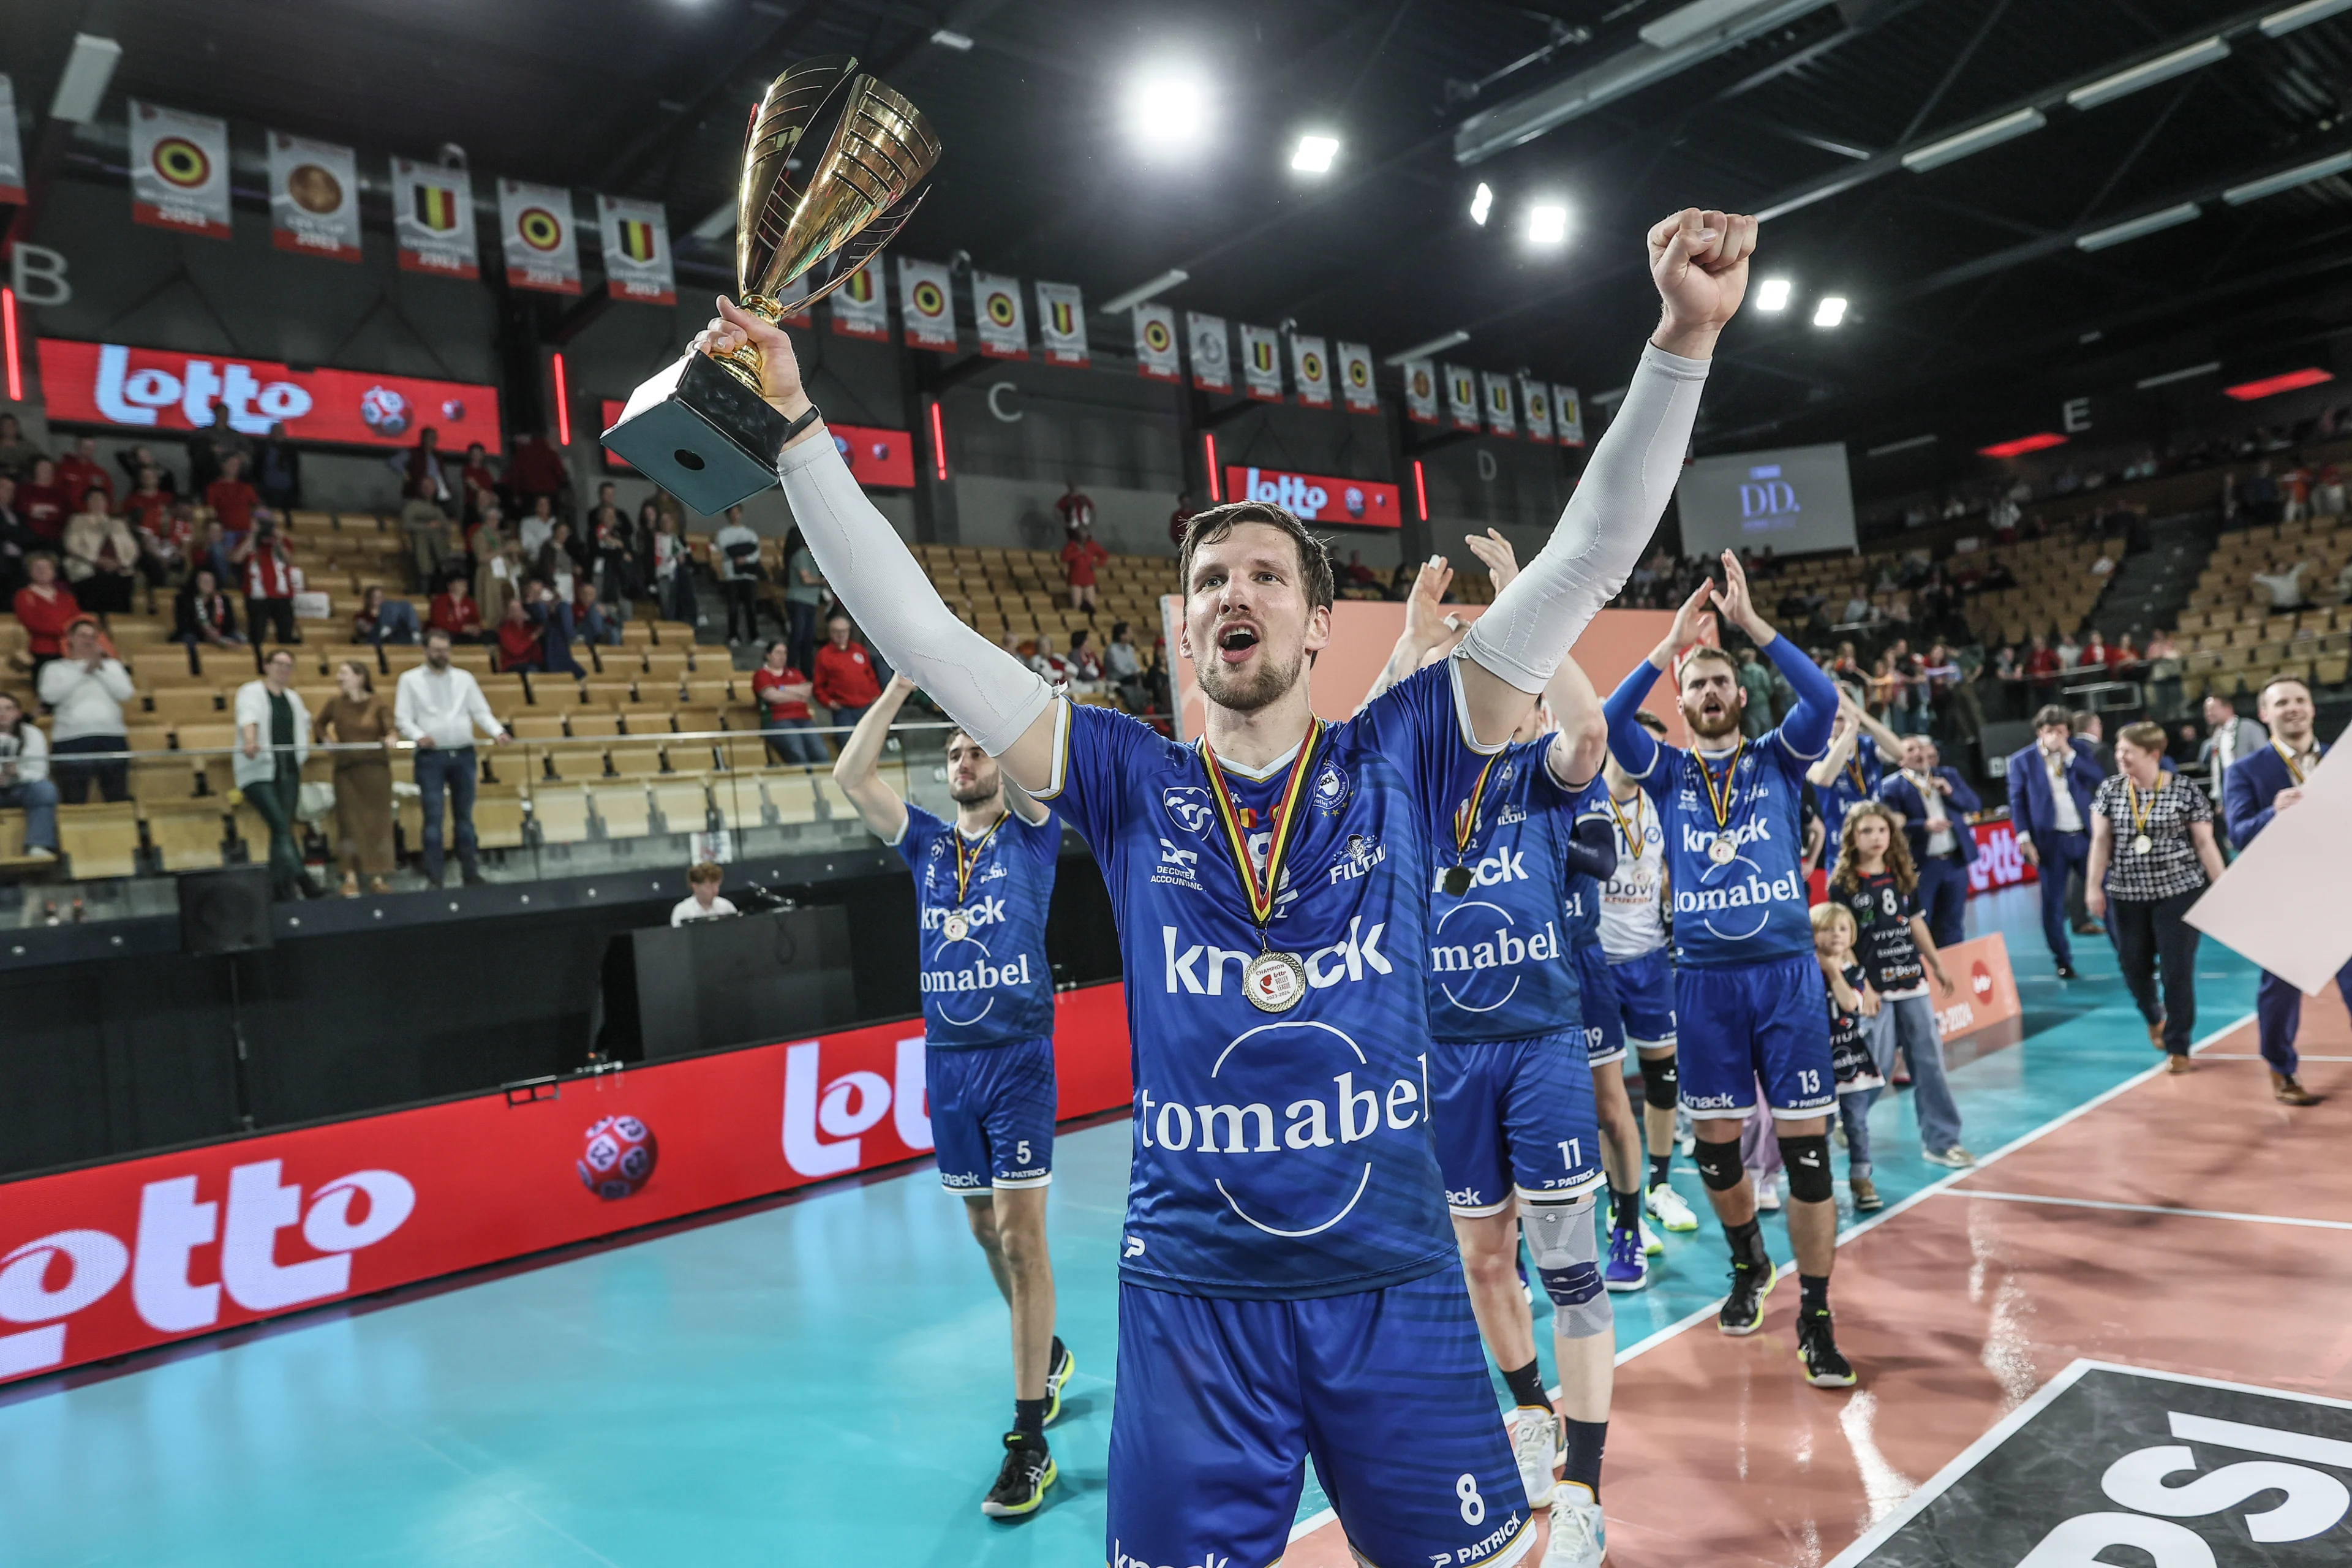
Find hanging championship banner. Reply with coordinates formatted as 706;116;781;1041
1444;364;1480;431
831;259;890;339
1555;383;1585;446
1035;281;1088;366
972;271;1028;360
1402;360;1441;424
777;271;813;327
1482;372;1518;437
596;195;675;306
0;78;28;206
1134;304;1180;382
264;132;362;262
1188;312;1231;392
1292;334;1333;409
392;158;478;278
1337;342;1378;413
899;258;957;350
1519;376;1553;445
1240;325;1284;402
128;101;232;239
497;179;581;295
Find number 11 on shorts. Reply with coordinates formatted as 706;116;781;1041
1558;1139;1581;1170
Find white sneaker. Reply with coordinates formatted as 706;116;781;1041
1645;1182;1698;1233
1510;1404;1561;1506
24;846;56;861
1640;1217;1662;1258
1753;1174;1782;1212
1545;1486;1607;1567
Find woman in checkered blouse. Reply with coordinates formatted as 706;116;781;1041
2085;720;2229;1072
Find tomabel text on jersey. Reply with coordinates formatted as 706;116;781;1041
1163;919;1392;995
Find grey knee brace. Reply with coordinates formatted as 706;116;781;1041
1641;1055;1678;1111
1524;1196;1613;1340
1778;1134;1834;1204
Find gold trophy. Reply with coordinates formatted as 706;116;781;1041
601;56;941;513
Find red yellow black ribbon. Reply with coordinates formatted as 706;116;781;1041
1452;753;1502;863
1200;721;1323;929
953;812;1008;905
1605;786;1645;856
1699;737;1746;832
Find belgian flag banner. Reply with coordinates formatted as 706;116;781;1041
597;194;674;306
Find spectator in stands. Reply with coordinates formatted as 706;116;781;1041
1104;620;1145;712
2252;556;2312;610
121;467;173;564
519;581;586;678
1055;479;1095;540
56;437;111;513
506;431;570;514
0;414;42;480
0;692;58;860
315;658;397;897
12;554;80;673
650;508;693;625
390;426;449;505
571;579;620;646
1386;560;1415;601
114;442;175;496
519;494;559;560
2054;628;2083;673
430;575;485;643
394;628;511;888
399;480;453;587
39;619;133;804
671;861;739;925
205;452;260;540
1028;631;1068;684
2198;695;2267;847
590;496;639;611
780;527;824;675
0;476;32;598
752;640;825;766
2106;632;2140;677
1060;524;1108;614
2143;630;2184;719
2242;460;2282;525
812;612;882;733
2086;723;2225;1073
1144;635;1172;714
17;456;69;544
2334;554;2352;606
2312;464;2345;521
2023;633;2060;693
473;510;527;626
2080;629;2111;674
353;584;421;647
535;521;584;605
494;595;546;673
1066;627;1104;693
235;516;300;644
188;403;250;492
1735;646;1776;741
235;647;316;901
1169;491;1196;548
254;423;300;511
713;505;768;644
61;486;140;614
174;568;243;649
460;442;499;510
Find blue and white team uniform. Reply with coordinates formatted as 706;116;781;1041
1818;733;1885;864
1603;640;1841;1122
1035;664;1532;1568
1425;741;1609;1216
890;802;1061;1193
1591;784;1677;1054
1561;783;1630;1068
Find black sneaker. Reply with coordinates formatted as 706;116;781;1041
981;1433;1056;1518
1798;1308;1856;1387
2054;963;2079;980
1043;1336;1075;1426
1718;1259;1775;1336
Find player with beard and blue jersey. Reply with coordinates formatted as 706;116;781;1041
834;675;1075;1516
1602;551;1858;1390
694;204;1757;1566
1811;692;1904;867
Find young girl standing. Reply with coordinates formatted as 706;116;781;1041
1811;902;1885;1212
1831;801;1972;1168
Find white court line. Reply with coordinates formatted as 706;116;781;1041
1933;1187;2352;1232
2202;1052;2352;1061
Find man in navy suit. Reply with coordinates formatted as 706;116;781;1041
2007;703;2105;979
1881;736;1980;949
2222;675;2340;1106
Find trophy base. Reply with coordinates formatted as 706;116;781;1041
599;350;793;516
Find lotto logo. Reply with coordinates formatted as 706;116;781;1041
781;1036;933;1177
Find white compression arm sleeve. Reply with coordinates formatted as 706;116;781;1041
1458;342;1709;693
775;432;1052;755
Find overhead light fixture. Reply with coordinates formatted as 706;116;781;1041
1866;434;1937;457
1527;203;1568;243
1385;330;1470;365
1978;432;2068;459
1469;183;1493;225
1291;134;1340;173
1126;68;1212;155
1901;107;2046;173
1755;277;1792;311
48;33;122;124
2135;361;2222;390
1640;0;1784;52
929;28;974;50
2224;150;2352;205
2263;0;2352;37
1100;268;1189;315
2225;367;2334;401
2076;202;2201;251
1812;295;1847;327
2066;37;2230;111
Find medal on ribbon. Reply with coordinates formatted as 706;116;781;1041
1443;753;1502;898
1604;786;1645;865
2125;776;2158;856
942;814;1005;940
1200;721;1323;1013
1698;739;1745;866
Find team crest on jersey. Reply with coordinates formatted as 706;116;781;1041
1162;786;1215;835
1312;758;1351;814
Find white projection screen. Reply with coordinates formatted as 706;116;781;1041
1676;442;1857;559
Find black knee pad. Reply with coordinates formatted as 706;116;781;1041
1641;1056;1678;1111
1692;1136;1744;1192
1779;1134;1834;1204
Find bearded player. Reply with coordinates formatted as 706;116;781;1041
1601;552;1855;1387
695;205;1753;1567
834;674;1074;1517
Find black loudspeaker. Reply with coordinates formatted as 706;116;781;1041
179;865;276;956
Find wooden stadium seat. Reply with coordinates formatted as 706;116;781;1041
148;688;224;726
568;710;622;737
607;745;665;777
476;674;529;713
684;676;733;709
543;745;606;782
651;620;695;644
709;771;764;830
590;782;653;839
674;706;725;736
650;779;711;835
146;801;232;870
580;680;634;710
764;771;821;825
473;786;528;850
813;775;854;820
642;652;692;685
510;715;567;740
60;802;141;880
130;755;202;805
528;785;594;845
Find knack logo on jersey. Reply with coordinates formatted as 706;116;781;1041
1429;847;1528;890
920;894;1011;933
1161;919;1392;995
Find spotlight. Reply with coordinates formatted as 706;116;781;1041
1291;134;1339;173
1756;277;1792;312
1469;183;1493;226
1813;295;1848;327
1126;69;1211;154
1527;203;1567;244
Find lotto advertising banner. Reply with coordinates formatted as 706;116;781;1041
1222;466;1400;529
597;194;676;306
0;985;1133;1387
265;131;363;262
127;101;232;239
497;179;582;295
392;157;478;278
42;338;503;454
1967;819;2037;892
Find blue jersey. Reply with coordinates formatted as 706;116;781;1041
1562;782;1613;951
1819;734;1883;856
1630;730;1819;967
893;802;1060;1047
1424;739;1583;1044
1036;662;1495;1300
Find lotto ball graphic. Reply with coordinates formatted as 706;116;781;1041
1344;486;1366;519
359;385;411;437
441;399;467;422
578;1115;658;1200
